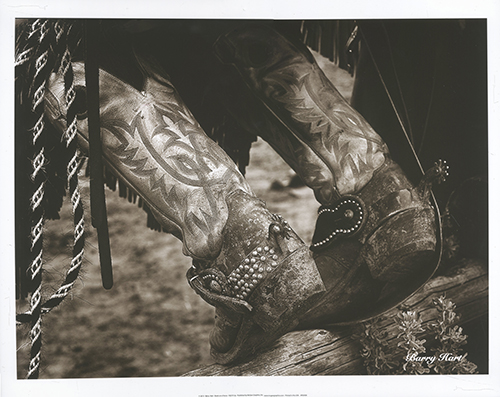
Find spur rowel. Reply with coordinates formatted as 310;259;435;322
43;59;325;363
213;23;444;325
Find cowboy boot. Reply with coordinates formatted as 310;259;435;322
213;24;444;325
43;57;325;363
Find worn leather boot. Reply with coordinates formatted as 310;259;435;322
43;59;325;363
213;24;444;325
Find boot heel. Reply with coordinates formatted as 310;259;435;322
361;207;437;282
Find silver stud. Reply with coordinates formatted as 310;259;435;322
249;268;254;274
244;265;250;270
244;258;250;264
244;283;249;288
244;274;249;279
258;274;263;279
242;292;247;297
272;255;278;260
259;267;264;273
269;249;275;255
271;261;277;267
257;247;262;253
251;258;256;264
261;256;266;261
210;280;222;294
264;246;269;251
253;251;258;256
267;267;272;272
253;264;259;269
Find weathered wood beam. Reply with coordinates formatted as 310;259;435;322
184;259;487;376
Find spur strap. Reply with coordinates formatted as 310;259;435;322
186;214;296;315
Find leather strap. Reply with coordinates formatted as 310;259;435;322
187;267;253;314
84;19;113;289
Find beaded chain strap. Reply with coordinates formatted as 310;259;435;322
15;19;85;379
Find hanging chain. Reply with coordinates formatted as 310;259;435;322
16;19;86;379
24;18;52;380
43;20;86;313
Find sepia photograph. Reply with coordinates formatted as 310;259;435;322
1;1;499;397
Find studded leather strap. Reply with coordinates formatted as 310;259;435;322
187;213;294;311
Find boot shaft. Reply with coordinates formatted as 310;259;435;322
214;23;389;204
44;62;253;260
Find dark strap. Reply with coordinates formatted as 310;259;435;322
84;19;113;289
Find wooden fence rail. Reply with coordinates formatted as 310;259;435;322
184;259;487;376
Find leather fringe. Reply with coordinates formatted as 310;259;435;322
300;20;359;76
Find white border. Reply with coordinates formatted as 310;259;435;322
1;1;499;396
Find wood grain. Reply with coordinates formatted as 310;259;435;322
184;259;487;376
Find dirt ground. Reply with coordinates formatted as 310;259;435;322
16;54;355;378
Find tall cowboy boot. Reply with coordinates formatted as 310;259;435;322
43;56;325;363
213;24;445;325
